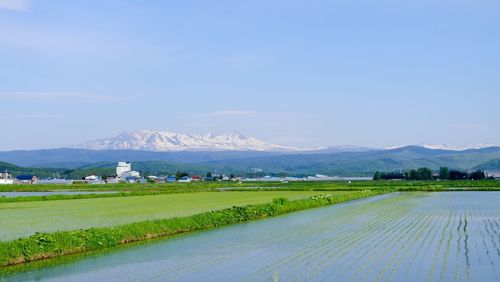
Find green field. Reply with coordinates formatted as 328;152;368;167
0;191;333;241
1;180;499;268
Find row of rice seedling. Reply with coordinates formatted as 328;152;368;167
395;210;441;281
247;192;499;281
249;194;418;280
300;198;417;280
223;194;406;280
345;205;433;281
315;207;418;280
379;209;435;280
371;208;436;281
314;197;423;274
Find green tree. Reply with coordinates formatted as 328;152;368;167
373;171;381;180
469;170;486;180
409;169;417;180
416;167;432;180
439;167;449;180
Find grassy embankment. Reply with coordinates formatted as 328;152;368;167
0;190;380;267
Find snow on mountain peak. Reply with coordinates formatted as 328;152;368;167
386;143;497;151
69;130;300;152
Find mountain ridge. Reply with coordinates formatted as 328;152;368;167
68;130;300;152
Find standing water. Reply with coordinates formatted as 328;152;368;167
1;192;499;281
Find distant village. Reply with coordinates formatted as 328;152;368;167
0;161;370;185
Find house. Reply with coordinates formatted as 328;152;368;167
191;175;202;181
15;175;38;184
178;176;192;183
84;175;100;181
0;172;13;185
147;176;162;183
166;175;177;183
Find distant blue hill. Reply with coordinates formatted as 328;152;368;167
0;149;283;169
1;146;500;176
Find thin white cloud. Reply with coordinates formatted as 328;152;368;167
195;110;259;118
0;91;123;102
209;110;258;116
0;0;30;11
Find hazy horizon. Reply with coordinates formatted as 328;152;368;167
1;0;499;150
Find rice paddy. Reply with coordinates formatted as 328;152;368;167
0;191;331;241
2;192;497;281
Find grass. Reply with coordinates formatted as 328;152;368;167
0;191;336;241
0;190;381;267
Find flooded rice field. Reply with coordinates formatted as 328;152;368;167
2;192;499;281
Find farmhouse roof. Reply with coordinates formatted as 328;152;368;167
16;174;35;180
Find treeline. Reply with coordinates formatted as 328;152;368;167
373;167;494;181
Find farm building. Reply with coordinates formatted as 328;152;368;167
191;175;202;181
178;176;192;183
116;162;132;177
15;174;38;184
116;161;140;180
84;175;100;181
0;172;13;185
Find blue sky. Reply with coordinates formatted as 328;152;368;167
1;0;499;150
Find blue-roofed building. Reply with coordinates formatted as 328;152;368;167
166;175;177;183
178;176;192;183
15;175;38;184
125;176;137;183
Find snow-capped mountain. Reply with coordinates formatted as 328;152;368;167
69;130;301;152
386;143;497;151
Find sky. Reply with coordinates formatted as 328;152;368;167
1;0;499;150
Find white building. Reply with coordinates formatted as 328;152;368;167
116;161;140;180
84;175;100;181
177;176;193;183
116;162;132;178
0;172;13;185
121;171;140;179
